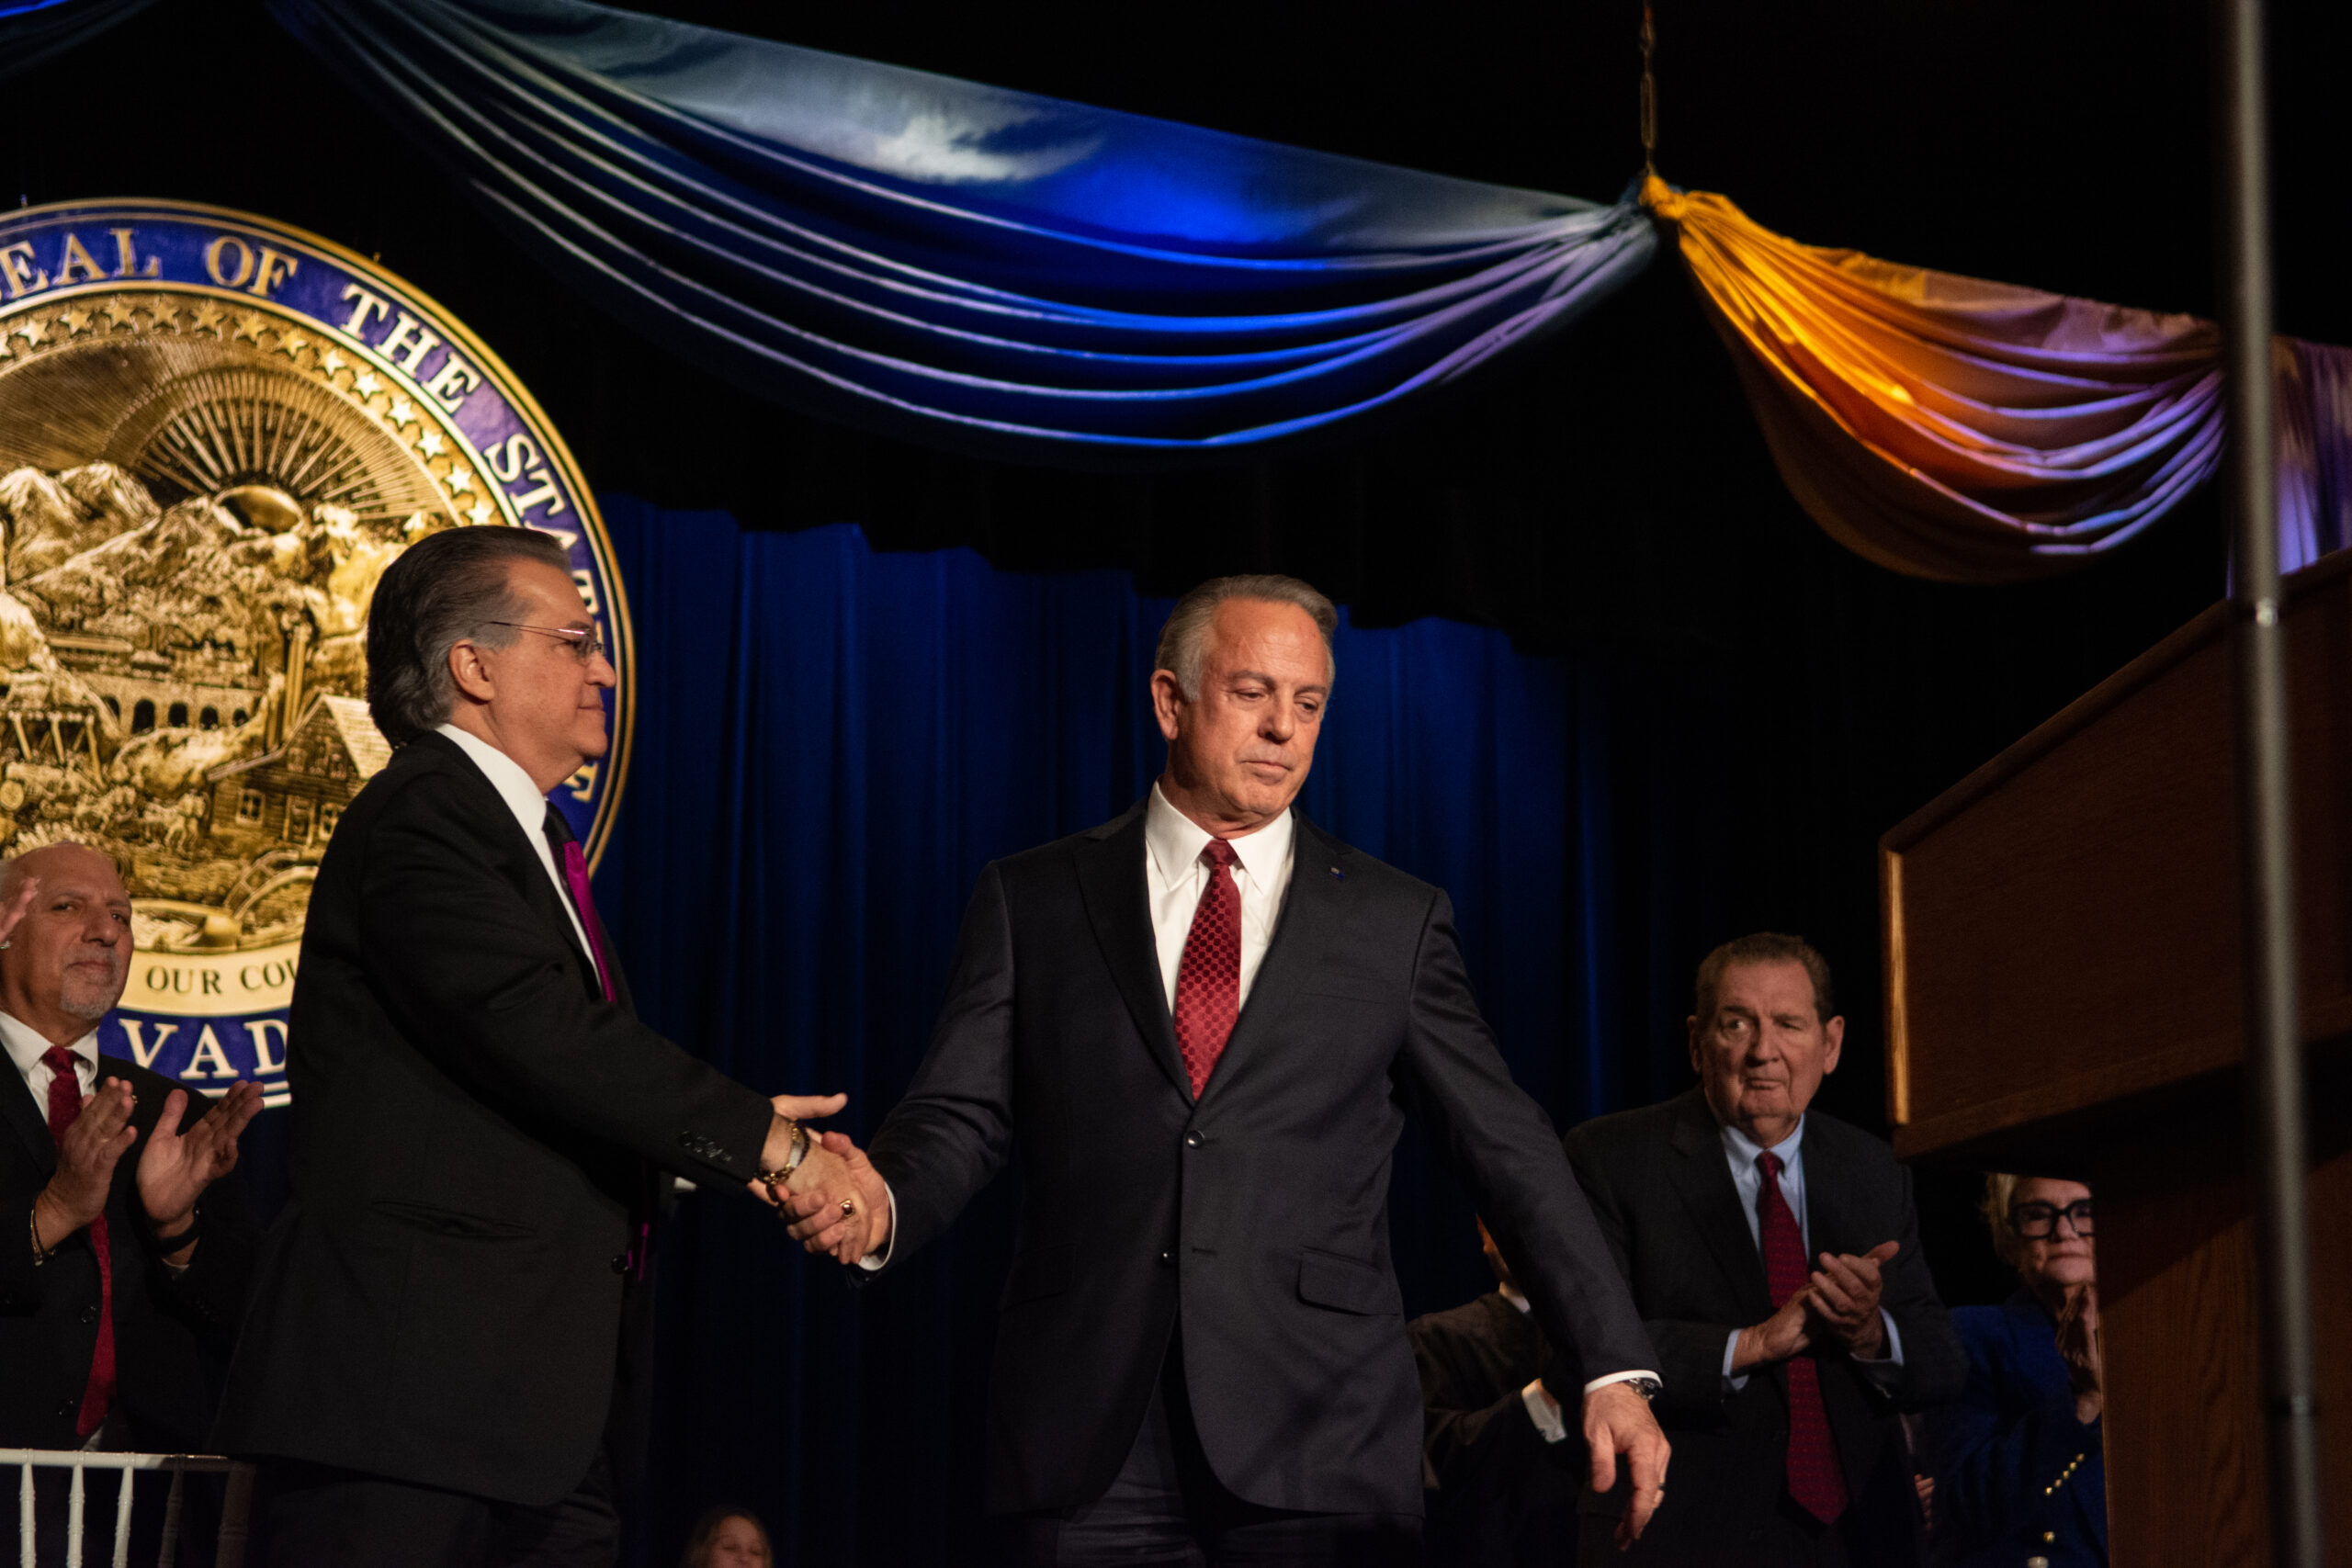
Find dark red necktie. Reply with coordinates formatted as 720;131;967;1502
544;806;614;1003
1172;840;1241;1097
42;1047;115;1438
1758;1150;1847;1523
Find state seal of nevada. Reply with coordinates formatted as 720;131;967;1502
0;201;630;1105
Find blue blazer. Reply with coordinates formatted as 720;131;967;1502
1924;1291;2106;1566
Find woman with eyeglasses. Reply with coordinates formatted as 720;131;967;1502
1921;1175;2105;1567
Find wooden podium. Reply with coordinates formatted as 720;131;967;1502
1882;553;2352;1566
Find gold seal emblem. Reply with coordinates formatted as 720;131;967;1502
0;202;629;1100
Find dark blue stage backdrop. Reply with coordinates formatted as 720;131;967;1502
589;502;1597;1565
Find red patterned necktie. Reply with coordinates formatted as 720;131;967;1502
1757;1150;1846;1522
42;1047;115;1438
1171;840;1242;1097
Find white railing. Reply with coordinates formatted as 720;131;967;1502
0;1451;253;1568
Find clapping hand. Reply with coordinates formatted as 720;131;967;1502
137;1079;264;1258
32;1077;137;1253
0;872;38;947
1804;1240;1899;1358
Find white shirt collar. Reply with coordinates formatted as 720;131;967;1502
435;722;556;834
1143;781;1296;886
1720;1114;1805;1172
0;1009;99;1085
1497;1280;1533;1315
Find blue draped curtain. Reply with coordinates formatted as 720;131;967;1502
587;503;1602;1562
269;0;1653;463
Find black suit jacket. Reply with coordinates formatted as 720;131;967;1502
211;731;775;1506
866;802;1655;1517
1;1055;255;1452
1412;1291;1582;1566
1563;1089;1964;1565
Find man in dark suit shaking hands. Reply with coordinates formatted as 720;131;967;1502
1565;935;1964;1566
214;526;860;1568
786;575;1669;1565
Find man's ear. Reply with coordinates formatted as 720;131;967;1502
1148;669;1185;743
1820;1014;1846;1075
447;640;496;704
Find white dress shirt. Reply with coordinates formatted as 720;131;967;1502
1143;783;1295;1011
1718;1116;1904;1391
435;723;594;962
3;1010;97;1121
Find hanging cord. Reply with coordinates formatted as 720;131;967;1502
1639;4;1657;182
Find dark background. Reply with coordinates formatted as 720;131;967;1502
12;0;2347;1560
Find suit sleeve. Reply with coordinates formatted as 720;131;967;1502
1414;1312;1570;1496
1923;1321;2096;1541
863;863;1018;1271
356;768;775;1186
1878;1161;1967;1411
1561;1125;1746;1423
1392;889;1657;1390
0;1184;52;1312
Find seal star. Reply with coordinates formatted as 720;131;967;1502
417;429;446;457
319;349;345;376
232;311;267;343
387;396;419;428
467;501;493;525
100;299;139;329
444;468;475;496
276;329;310;358
354;371;381;396
187;303;224;334
10;318;42;347
57;307;91;335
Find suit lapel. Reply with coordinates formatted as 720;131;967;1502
1799;1114;1854;1259
1195;816;1342;1111
1074;804;1193;1101
413;733;604;1001
1665;1089;1774;1319
0;1071;54;1178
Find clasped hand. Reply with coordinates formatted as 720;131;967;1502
745;1096;892;1266
1736;1239;1900;1370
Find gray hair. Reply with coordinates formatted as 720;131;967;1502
1153;575;1338;700
367;527;569;746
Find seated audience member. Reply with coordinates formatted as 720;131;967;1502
0;843;263;1561
1564;933;1965;1566
1922;1176;2105;1567
1411;1219;1584;1565
679;1505;772;1568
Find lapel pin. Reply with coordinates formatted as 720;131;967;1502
1329;865;1346;881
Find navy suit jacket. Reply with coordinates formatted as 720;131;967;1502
1923;1291;2106;1567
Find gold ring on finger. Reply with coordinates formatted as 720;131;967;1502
841;1198;856;1216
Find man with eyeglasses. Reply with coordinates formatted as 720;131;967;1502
1920;1176;2106;1566
1563;932;1965;1566
214;526;866;1568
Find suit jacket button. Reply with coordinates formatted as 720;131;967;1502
1158;1250;1174;1266
79;1304;98;1325
611;1254;628;1273
55;1398;75;1417
1183;1132;1203;1148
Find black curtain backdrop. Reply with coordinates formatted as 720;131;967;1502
12;1;2351;1561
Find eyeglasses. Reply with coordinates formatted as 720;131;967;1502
2009;1199;2094;1239
487;622;607;664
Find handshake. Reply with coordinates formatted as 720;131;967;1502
746;1095;893;1266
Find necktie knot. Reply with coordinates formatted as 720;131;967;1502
1757;1149;1783;1183
40;1045;78;1080
1200;839;1238;872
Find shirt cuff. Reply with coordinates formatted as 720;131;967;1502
1521;1378;1570;1444
1723;1328;1750;1393
1582;1368;1661;1398
854;1182;899;1273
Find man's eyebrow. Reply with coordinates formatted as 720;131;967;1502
1226;668;1330;694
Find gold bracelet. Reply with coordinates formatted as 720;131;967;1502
757;1120;810;1187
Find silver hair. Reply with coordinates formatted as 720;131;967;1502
367;526;570;746
1153;575;1338;700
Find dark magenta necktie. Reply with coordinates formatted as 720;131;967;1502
1758;1150;1847;1522
42;1047;115;1438
543;806;614;1003
1172;840;1241;1097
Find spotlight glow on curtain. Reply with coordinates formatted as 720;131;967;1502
1645;177;2352;582
269;0;1655;464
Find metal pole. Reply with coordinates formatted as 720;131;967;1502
2216;0;2326;1560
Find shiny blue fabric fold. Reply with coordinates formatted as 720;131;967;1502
271;0;1655;462
0;0;158;82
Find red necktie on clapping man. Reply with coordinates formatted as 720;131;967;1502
1172;840;1242;1098
42;1046;115;1438
1758;1150;1848;1522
